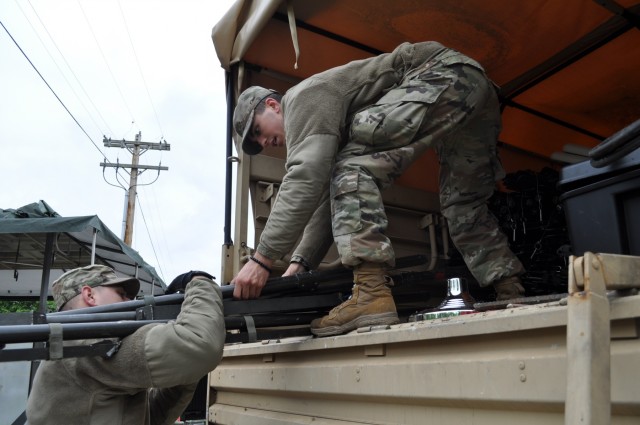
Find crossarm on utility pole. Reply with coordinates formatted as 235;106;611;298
100;132;171;245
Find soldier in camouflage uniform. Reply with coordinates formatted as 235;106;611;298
26;265;225;424
232;41;525;337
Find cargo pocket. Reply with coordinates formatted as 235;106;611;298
330;170;363;236
358;83;449;150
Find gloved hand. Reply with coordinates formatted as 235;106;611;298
166;270;215;294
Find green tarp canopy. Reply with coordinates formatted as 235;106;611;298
0;201;165;299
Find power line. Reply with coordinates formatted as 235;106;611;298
116;0;170;279
101;133;169;281
1;17;128;191
22;0;115;136
136;194;165;281
141;184;172;281
101;134;169;246
5;3;171;278
117;0;165;139
76;0;136;125
1;19;103;157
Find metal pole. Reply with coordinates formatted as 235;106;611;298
38;233;55;314
1;321;161;344
49;293;185;316
91;228;97;265
224;72;234;246
565;253;611;425
30;232;55;400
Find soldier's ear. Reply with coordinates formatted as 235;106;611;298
265;97;280;111
80;285;98;306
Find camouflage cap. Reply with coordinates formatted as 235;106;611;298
233;86;277;155
52;264;140;311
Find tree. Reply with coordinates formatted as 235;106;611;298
0;300;56;314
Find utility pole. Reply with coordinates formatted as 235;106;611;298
101;131;170;246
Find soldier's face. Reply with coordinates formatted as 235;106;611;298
92;285;130;305
250;99;286;150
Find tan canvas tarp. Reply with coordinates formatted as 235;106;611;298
213;0;640;164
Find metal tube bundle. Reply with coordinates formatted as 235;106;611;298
0;255;431;359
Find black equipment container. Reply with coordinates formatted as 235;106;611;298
558;147;640;256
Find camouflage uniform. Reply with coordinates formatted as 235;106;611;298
234;42;524;288
26;265;226;425
333;50;524;285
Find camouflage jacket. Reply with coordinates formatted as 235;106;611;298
255;41;448;266
26;279;225;425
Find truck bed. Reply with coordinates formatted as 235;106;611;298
208;253;640;424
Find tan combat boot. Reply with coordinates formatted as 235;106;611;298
310;264;399;337
493;275;525;301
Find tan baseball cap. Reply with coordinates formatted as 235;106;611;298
233;86;277;155
52;264;140;311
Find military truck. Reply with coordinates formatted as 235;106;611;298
207;0;640;424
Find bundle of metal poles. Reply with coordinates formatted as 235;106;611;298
0;255;431;360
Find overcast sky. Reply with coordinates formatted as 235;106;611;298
1;0;238;285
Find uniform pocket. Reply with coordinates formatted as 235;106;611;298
349;82;450;150
330;170;363;236
436;51;485;73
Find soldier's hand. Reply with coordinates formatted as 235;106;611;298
283;262;305;277
232;259;271;299
166;270;215;294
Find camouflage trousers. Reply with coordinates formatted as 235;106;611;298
331;51;525;286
